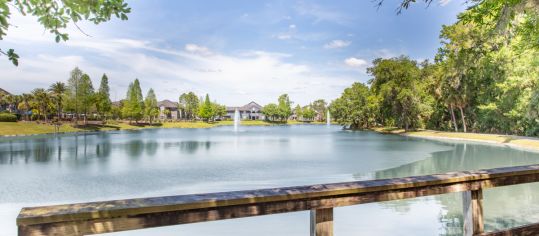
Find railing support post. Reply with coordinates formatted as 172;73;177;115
310;208;333;236
463;189;484;236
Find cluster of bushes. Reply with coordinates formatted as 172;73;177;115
0;112;17;122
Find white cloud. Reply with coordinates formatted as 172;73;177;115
0;8;358;105
295;2;349;24
344;57;367;67
184;44;212;56
276;34;292;40
439;0;452;6
1;33;355;105
289;24;296;29
324;40;351;49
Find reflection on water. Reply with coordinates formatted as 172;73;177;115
164;141;213;154
0;133;216;164
371;142;539;234
1;127;539;236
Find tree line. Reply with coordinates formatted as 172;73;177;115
0;67;228;124
261;94;328;122
330;1;539;136
176;92;227;122
119;82;227;123
0;67;114;125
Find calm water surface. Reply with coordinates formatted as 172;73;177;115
1;125;539;235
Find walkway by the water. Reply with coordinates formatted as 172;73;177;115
375;128;539;153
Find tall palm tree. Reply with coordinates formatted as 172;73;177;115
31;88;50;122
20;93;33;121
2;95;16;113
48;82;67;121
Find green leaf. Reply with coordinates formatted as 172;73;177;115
2;0;132;66
6;49;19;66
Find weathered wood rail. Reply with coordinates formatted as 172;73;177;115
16;164;539;236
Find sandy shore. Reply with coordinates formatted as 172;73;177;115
374;128;539;152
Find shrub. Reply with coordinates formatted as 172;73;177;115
0;113;17;122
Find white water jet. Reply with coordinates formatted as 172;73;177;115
326;110;331;126
234;108;240;132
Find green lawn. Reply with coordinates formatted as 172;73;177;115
0;120;328;136
0;122;82;136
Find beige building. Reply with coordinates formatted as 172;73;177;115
225;101;265;120
158;100;179;120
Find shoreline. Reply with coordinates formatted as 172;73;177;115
7;121;537;153
372;127;539;152
0;120;330;138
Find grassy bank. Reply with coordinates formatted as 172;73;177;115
0;120;327;136
0;122;143;136
372;127;539;151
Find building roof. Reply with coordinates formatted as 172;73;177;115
0;88;11;96
157;99;179;108
227;101;263;112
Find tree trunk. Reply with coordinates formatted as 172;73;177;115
25;105;29;121
459;106;467;133
405;118;409;131
57;101;61;122
449;104;458;132
43;106;48;123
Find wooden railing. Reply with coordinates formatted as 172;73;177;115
16;164;539;236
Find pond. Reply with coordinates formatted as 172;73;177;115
1;125;539;235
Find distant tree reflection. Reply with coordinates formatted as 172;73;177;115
363;143;539;235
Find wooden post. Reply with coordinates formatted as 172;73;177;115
463;189;484;236
310;208;333;236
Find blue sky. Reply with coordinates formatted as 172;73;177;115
1;0;466;105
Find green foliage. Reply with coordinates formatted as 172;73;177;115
179;92;199;120
278;94;292;120
122;79;144;122
144;89;159;123
0;0;131;65
293;105;302;119
48;81;66;119
367;56;426;130
212;103;227;118
0;113;17;122
65;67;94;122
31;88;51;121
198;94;213;121
262;103;280;121
79;74;95;122
0;93;19;113
330;82;374;129
1;49;19;66
300;105;316;121
111;104;122;120
293;104;316;121
19;93;32;121
96;74;112;119
311;99;328;121
195;95;226;122
330;2;539;136
262;94;293;121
